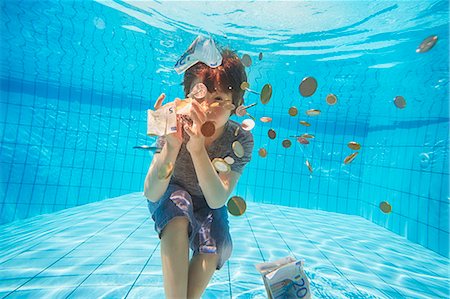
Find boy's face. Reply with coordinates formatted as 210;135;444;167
189;79;233;131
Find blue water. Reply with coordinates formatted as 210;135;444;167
0;0;449;298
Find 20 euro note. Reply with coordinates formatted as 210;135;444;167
147;102;177;137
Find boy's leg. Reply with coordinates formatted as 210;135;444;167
160;216;190;299
187;253;219;299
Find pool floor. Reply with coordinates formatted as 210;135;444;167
0;193;448;298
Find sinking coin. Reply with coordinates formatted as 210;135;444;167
394;96;406;109
201;121;216;137
224;156;235;165
301;134;315;139
241;54;252;67
326;94;337;105
258;148;267;158
344;152;359;164
305;160;313;173
210;102;220;108
416;35;438;53
419;152;430;169
227;196;247;216
282;139;292;148
188;82;207;99
212;158;231;173
289;106;298;116
268;129;276;139
297;137;309;145
240;81;250;91
260;116;272;123
158;162;174;180
236;105;247;117
379;201;392;214
306;109;321;116
234;126;240;136
348;141;361;150
241;119;255;131
299;121;311;127
259;52;263;60
232;141;244;158
299;77;318;97
260;84;272;104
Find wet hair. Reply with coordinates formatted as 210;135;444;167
182;48;247;115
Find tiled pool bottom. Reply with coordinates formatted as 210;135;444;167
0;193;448;299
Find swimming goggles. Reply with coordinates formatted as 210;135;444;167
174;35;223;74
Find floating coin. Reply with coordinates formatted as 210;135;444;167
394;96;406;109
260;84;272;104
259;52;263;60
344;152;359;164
289;106;298;116
305;160;313;173
212;158;231;173
379;201;392;214
282;139;292;148
224;156;235;165
241;118;255;131
260;116;272;123
240;81;250;90
419;153;430;169
188;82;207;99
299;121;311;127
306;109;321;116
201;121;215;137
258;148;267;158
158;162;174;180
236;105;247;117
326;94;337;105
348;141;361;150
232;141;244;158
299;77;318;97
297;137;309;145
210;102;220;108
301;133;315;139
234;126;240;136
227;196;247;216
268;129;276;139
416;35;438;53
241;54;252;67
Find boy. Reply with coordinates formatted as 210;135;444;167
143;37;254;299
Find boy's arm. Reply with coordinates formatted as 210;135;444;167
143;142;181;202
190;147;241;209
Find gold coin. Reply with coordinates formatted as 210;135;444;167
380;201;392;214
299;121;311;127
258;148;267;158
158;162;174;180
306;109;321;116
201;121;216;137
268;128;276;139
260;116;272;123
241;119;255;131
344;152;359;164
212;158;231;173
301;133;315;139
416;35;438;53
282;139;292;148
234;126;240;136
210;102;220;108
227;196;247;216
288;106;298;116
394;96;406;109
232;141;244;158
299;77;318;97
348;141;361;150
259;52;263;60
241;54;252;67
260;84;272;104
297;137;309;145
240;81;250;90
305;160;313;173
224;156;235;165
326;94;337;105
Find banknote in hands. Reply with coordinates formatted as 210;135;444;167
147;102;177;136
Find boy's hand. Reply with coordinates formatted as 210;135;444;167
184;100;208;153
154;93;183;149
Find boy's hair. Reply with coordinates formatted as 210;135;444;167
182;48;247;115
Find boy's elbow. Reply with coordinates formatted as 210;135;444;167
143;188;159;203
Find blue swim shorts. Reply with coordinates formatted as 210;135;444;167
147;183;233;271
